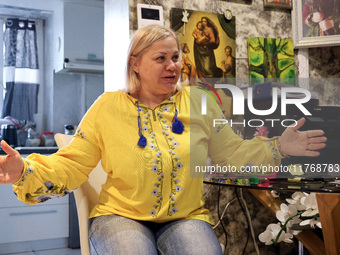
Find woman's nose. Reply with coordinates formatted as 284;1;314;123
166;60;177;71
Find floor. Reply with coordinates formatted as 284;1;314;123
6;248;81;255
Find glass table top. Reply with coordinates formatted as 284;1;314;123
203;178;340;193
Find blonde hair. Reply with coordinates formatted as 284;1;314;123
126;25;183;93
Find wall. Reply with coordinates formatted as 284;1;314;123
53;73;104;134
105;0;130;92
127;0;339;254
129;0;340;80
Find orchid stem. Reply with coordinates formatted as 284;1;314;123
272;211;304;245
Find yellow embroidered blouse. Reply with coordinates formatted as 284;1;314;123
13;86;284;224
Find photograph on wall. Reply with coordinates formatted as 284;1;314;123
263;0;292;9
292;0;340;47
171;8;236;86
248;37;295;85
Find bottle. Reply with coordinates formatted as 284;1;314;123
26;128;41;147
42;131;55;146
64;125;75;135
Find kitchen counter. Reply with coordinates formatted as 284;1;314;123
0;146;59;155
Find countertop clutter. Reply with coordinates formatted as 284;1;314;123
0;117;59;155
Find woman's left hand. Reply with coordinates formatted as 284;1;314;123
279;118;327;157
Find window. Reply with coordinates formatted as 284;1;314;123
0;15;44;121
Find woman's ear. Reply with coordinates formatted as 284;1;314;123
130;56;139;73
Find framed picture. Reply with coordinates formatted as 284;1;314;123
264;0;292;9
292;0;340;48
248;37;295;85
170;8;236;85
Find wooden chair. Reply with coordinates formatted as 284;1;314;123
55;133;107;255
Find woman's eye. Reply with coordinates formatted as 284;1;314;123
156;56;165;61
172;55;179;62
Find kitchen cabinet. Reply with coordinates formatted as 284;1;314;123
0;154;69;254
55;1;104;73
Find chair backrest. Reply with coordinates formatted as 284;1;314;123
55;133;107;255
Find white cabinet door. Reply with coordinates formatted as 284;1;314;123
0;204;69;243
64;2;104;63
55;1;104;73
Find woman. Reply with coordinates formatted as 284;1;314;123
193;17;223;84
180;43;197;85
192;21;208;44
221;46;235;78
0;25;326;255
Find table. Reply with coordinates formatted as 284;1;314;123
204;178;340;255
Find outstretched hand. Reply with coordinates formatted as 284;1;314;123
279;118;327;157
0;140;24;184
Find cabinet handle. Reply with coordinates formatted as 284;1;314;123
10;210;58;216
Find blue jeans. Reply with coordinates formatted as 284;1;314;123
89;214;223;255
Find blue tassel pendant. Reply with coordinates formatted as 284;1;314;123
172;119;184;134
137;134;147;147
137;102;147;147
172;103;184;134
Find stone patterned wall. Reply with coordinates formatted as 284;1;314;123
309;46;340;78
128;0;339;254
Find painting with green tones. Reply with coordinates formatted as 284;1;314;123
248;37;295;85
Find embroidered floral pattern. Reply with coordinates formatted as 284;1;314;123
137;104;165;218
215;114;227;134
157;104;184;216
137;101;184;217
75;128;86;139
15;159;35;187
23;180;72;203
266;140;281;161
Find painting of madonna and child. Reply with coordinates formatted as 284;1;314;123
171;8;236;88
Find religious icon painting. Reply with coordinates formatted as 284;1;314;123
171;8;236;87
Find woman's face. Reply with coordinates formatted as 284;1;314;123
201;18;207;27
133;37;181;96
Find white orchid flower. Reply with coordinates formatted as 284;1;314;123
276;203;298;223
301;192;319;217
261;192;321;246
300;217;322;229
276;203;303;235
286;192;308;211
259;223;294;245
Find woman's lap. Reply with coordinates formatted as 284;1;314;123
155;218;223;255
89;214;222;255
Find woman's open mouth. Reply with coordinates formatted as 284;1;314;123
162;75;177;82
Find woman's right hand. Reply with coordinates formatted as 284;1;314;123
0;140;24;184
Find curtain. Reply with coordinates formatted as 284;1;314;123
217;14;236;40
2;18;40;121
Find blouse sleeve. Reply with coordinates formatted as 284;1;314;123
12;94;105;205
205;89;284;175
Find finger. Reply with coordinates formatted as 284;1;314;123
308;136;327;144
304;150;321;157
307;130;325;138
291;118;305;130
307;143;327;151
1;140;19;157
